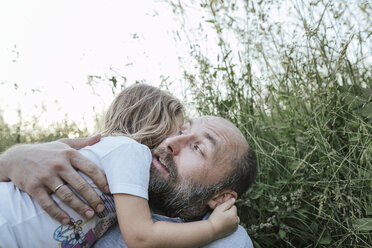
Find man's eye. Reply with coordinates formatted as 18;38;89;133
194;145;201;153
179;130;185;135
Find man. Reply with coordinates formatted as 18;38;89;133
0;116;257;247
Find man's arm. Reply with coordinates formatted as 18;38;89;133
0;135;109;224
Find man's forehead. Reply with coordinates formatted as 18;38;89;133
185;117;226;133
184;118;214;132
185;117;215;127
186;116;247;153
185;118;220;148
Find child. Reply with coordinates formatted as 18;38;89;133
0;84;238;248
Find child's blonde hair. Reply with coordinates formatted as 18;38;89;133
102;84;184;150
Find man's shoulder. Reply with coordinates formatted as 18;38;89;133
153;212;254;248
203;225;254;248
94;213;255;248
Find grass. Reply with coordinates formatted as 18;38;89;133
184;59;372;247
169;0;372;246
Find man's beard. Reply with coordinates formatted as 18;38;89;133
148;147;220;220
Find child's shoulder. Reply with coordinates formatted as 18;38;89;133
83;136;150;158
100;136;148;150
101;136;138;146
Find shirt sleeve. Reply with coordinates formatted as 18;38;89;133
101;142;152;200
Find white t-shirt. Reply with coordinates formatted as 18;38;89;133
0;136;152;248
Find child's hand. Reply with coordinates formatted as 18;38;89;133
207;198;239;239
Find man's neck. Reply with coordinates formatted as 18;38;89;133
151;208;165;215
150;207;206;222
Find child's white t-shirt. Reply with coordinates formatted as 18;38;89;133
0;136;152;248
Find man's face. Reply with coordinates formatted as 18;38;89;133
148;116;243;219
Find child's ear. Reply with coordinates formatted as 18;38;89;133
207;190;238;209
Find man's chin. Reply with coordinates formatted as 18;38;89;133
148;175;211;220
150;166;169;183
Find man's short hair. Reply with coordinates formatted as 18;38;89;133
215;146;257;198
228;146;257;196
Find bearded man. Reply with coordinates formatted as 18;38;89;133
0;116;257;247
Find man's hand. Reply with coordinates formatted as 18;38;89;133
0;135;109;225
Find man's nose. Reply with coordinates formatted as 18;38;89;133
163;135;189;155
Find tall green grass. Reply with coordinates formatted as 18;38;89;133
168;0;372;247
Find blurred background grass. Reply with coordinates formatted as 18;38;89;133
1;0;371;247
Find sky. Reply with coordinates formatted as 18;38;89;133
3;0;367;134
0;0;186;131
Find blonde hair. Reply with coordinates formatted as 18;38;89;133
101;84;184;150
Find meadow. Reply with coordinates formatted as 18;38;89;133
1;0;371;247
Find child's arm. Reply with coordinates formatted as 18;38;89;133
113;194;238;248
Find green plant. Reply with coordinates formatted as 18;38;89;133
167;0;372;247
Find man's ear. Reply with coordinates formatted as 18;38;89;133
207;189;238;209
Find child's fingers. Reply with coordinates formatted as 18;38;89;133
226;206;239;226
224;205;238;216
216;198;236;211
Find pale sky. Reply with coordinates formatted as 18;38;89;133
3;0;366;134
0;0;186;131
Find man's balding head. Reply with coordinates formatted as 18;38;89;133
149;115;257;219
